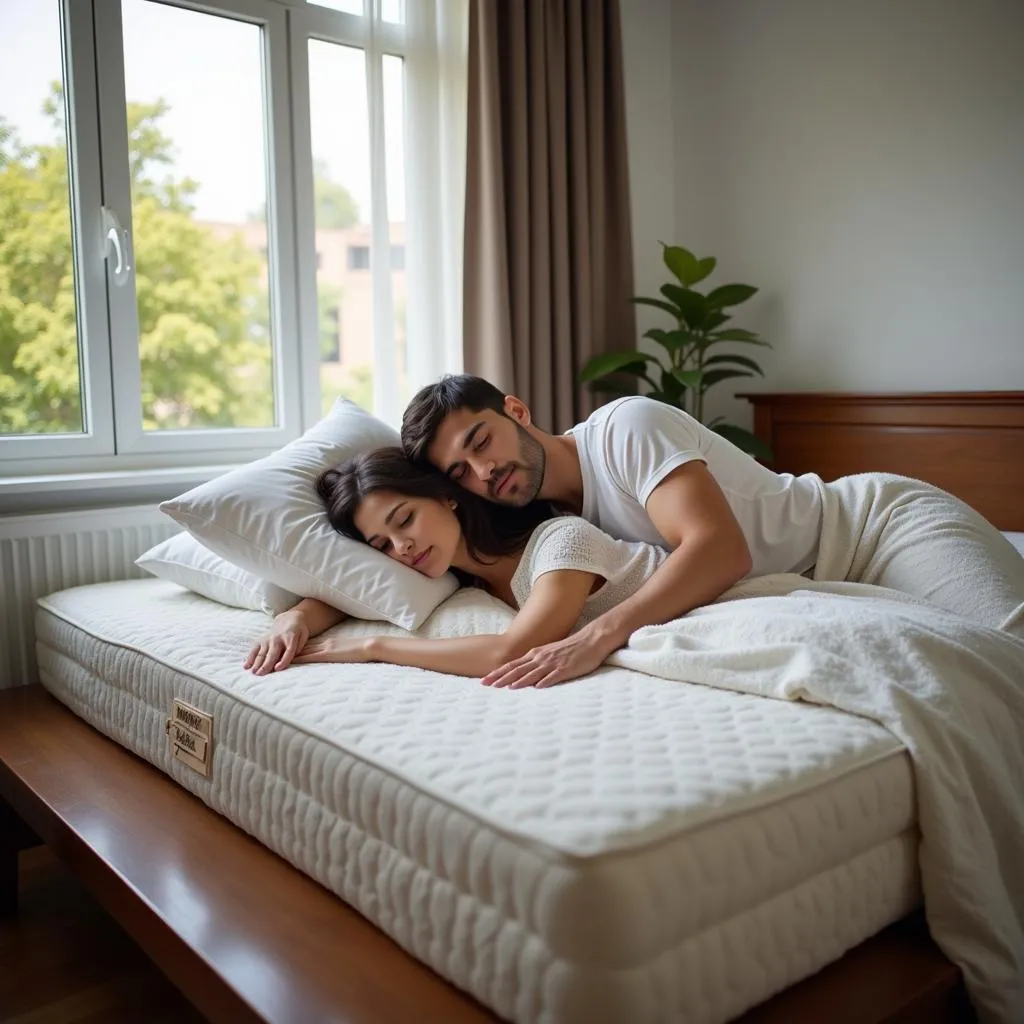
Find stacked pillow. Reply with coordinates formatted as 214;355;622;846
136;398;458;629
136;531;300;615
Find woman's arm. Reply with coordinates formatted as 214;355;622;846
245;597;348;675
293;569;598;681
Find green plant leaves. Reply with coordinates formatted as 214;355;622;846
700;368;755;389
659;368;685;402
662;243;717;287
672;368;704;390
630;296;680;319
712;423;774;462
708;328;766;344
691;256;716;285
643;327;694;353
586;379;636;397
704;353;765;375
660;284;708;329
596;244;771;452
580;350;660;382
661;245;696;284
706;284;758;309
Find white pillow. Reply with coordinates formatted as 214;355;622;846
159;398;458;629
136;532;300;615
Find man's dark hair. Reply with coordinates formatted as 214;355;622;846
400;374;507;467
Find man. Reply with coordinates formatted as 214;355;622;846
401;374;1024;687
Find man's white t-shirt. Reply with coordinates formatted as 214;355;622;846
566;396;823;577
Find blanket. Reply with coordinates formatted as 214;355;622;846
609;569;1024;1019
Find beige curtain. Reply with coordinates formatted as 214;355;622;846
463;0;634;433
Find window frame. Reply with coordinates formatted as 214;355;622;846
1;0;451;489
0;0;115;462
1;0;308;475
288;1;406;426
95;0;304;457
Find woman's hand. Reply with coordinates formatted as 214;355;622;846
293;636;375;666
244;609;311;676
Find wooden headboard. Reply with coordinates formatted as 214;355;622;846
739;392;1024;532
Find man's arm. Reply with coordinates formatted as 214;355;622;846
481;461;750;688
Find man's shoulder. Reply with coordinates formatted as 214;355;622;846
578;395;697;436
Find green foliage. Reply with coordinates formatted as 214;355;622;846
0;83;275;434
581;243;773;461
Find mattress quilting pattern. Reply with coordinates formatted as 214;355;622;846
35;580;921;1023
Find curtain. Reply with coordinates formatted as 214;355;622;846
398;0;470;418
463;0;634;433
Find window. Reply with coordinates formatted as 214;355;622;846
1;2;93;443
1;0;466;484
347;245;371;270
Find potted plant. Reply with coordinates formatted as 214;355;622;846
581;243;772;460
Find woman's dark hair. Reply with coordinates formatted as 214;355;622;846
316;446;556;584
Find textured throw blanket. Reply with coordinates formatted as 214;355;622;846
609;476;1024;1024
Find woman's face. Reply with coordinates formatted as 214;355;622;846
353;489;462;577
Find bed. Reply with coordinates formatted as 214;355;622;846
3;390;1022;1024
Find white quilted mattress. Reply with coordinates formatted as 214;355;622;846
35;579;922;1024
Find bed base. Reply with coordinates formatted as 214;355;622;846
0;685;971;1024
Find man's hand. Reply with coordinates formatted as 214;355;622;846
481;623;624;689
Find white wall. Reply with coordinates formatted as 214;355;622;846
619;0;676;349
623;0;1024;427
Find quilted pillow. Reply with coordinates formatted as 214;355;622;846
136;532;300;615
159;399;459;629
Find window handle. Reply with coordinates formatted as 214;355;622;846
101;206;133;286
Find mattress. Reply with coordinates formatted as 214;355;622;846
35;579;922;1024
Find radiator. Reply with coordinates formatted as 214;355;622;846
0;505;178;690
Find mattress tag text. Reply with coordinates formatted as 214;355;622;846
166;699;213;776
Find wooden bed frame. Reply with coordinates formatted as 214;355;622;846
5;390;1018;1024
740;391;1024;531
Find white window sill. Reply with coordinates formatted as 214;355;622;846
0;465;243;516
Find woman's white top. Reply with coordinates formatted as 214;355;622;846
510;517;668;629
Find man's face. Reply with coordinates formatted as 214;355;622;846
426;405;546;507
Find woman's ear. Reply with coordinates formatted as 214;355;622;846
448;498;458;510
504;395;531;426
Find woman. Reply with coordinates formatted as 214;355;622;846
244;447;668;687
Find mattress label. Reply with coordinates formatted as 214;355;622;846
167;699;213;776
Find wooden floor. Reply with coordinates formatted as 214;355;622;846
0;847;207;1024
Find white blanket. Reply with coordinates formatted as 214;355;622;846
609;575;1024;1023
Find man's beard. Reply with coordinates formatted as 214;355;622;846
489;424;545;506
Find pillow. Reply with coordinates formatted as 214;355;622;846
159;398;458;629
136;532;300;615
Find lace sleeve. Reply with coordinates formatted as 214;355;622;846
521;517;618;590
